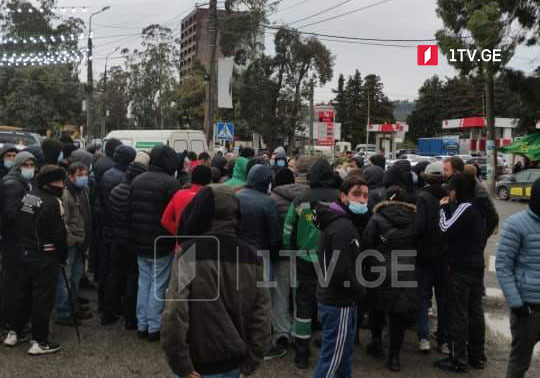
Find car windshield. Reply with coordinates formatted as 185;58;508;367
0;133;37;146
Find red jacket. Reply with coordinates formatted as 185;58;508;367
161;184;205;235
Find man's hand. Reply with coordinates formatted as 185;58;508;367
512;305;531;318
440;196;449;206
188;371;202;378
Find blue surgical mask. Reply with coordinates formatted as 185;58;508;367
74;176;89;189
21;167;35;181
57;151;64;163
276;159;286;167
348;201;368;215
4;158;15;169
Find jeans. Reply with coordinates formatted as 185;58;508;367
416;262;449;344
448;271;485;365
506;311;540;378
55;247;82;320
313;303;357;378
176;368;240;378
137;254;172;333
271;259;291;341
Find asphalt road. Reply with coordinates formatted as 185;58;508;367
1;197;535;378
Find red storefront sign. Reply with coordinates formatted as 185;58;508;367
318;110;335;146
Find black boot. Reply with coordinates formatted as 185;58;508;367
294;338;310;369
366;339;384;359
387;351;400;372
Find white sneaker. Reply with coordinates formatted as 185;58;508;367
439;343;450;355
27;340;61;355
3;331;18;347
419;339;431;352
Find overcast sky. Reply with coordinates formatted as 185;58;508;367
56;0;540;103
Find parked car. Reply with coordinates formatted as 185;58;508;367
0;131;41;150
496;169;540;200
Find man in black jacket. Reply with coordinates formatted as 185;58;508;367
3;165;66;355
312;175;368;378
104;161;147;329
0;151;36;330
97;145;136;316
0;144;17;180
130;145;181;342
415;162;449;354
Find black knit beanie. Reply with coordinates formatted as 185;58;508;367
37;165;66;188
191;165;213;186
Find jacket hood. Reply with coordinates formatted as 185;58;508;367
14;151;36;169
384;163;414;193
422;183;447;199
274;146;286;156
126;161;147;182
247;164;273;193
225;156;248;187
308;158;338;188
394;159;412;172
105;138;122;158
22;145;45;167
113;145;136;170
373;200;416;228
70;150;94;170
211;155;227;170
369;154;386;170
272;183;308;202
530;177;540;217
41;138;63;164
314;201;349;230
363;165;384;189
0;143;17;158
275;150;287;161
149;145;179;175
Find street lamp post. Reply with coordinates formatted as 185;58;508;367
87;5;111;140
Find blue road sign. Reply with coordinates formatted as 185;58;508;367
216;122;234;141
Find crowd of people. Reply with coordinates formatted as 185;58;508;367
0;139;539;378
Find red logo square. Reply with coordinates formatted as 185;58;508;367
418;45;438;65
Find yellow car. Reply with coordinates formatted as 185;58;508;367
496;169;540;200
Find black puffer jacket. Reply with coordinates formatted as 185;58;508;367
98;145;136;226
270;183;308;228
109;162;147;243
362;200;418;313
130;145;181;257
416;184;448;266
315;201;367;306
94;138;122;183
1;170;32;241
363;165;386;210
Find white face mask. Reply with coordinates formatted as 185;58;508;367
21;167;35;180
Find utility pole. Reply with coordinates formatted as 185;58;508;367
309;79;314;149
206;0;218;144
485;72;497;195
103;46;120;135
87;6;111;140
366;86;370;146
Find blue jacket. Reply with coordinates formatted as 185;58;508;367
496;209;540;308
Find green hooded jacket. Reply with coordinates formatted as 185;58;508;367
224;157;248;188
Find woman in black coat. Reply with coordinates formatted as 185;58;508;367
362;186;417;372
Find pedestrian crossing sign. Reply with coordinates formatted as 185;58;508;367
216;122;234;141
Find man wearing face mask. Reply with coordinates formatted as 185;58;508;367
54;162;92;327
3;165;67;355
311;175;369;378
273;149;288;172
0;151;36;330
0;144;17;180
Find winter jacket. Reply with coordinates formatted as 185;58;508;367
283;159;340;263
93;138;122;183
1;170;32;241
363;165;386;210
161;185;271;377
0;144;17;180
474;181;499;241
496;209;540;308
383;160;416;202
17;187;67;264
270;183;308;228
98;145;136;225
109;162;147;243
236;166;281;255
415;184;448;265
62;181;92;251
130;145;181;258
161;184;205;235
439;201;485;272
315;201;367;306
224;157;248;188
362;200;418;313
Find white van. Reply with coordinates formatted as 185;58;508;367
103;129;208;154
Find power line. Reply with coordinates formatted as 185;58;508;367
289;0;354;26
298;0;397;29
271;0;319;15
